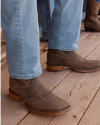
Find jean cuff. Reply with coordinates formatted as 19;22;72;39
48;46;79;51
9;70;42;79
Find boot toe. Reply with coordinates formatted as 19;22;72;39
43;97;72;114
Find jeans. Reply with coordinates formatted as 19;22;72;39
1;0;83;79
48;0;83;51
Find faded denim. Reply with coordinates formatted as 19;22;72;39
1;0;83;79
1;0;42;79
49;0;84;51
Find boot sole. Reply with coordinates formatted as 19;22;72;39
47;65;100;73
9;90;72;115
26;104;72;116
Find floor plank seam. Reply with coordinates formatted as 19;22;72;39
85;42;100;59
84;33;97;40
80;32;91;40
77;87;100;125
47;116;55;125
51;70;72;91
17;111;30;125
1;68;8;75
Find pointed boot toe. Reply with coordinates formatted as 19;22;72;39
9;77;72;115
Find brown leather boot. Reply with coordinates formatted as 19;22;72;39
98;3;100;21
47;49;100;73
84;0;100;32
9;76;72;115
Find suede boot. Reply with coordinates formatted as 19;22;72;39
9;76;72;115
84;0;100;32
47;49;100;73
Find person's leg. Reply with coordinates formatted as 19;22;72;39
1;0;71;115
47;0;100;72
48;0;83;51
1;0;42;79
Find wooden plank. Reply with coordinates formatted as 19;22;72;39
18;114;53;125
76;39;100;57
1;58;8;75
1;71;10;92
1;52;6;60
2;97;29;125
49;72;100;125
40;42;48;55
1;44;6;54
84;33;97;40
80;31;91;40
81;21;85;31
40;51;47;66
78;89;100;125
1;39;6;44
0;60;7;68
1;28;5;39
80;26;84;31
94;33;100;41
19;41;100;125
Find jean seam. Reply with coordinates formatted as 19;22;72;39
59;0;65;47
55;0;66;46
14;0;25;75
56;1;62;47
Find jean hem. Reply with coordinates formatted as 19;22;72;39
9;70;42;79
48;46;79;51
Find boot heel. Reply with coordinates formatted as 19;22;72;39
47;65;64;71
85;27;92;31
9;89;22;101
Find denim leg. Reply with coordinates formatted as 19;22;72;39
48;0;84;51
1;0;42;79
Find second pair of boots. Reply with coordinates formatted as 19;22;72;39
84;0;100;32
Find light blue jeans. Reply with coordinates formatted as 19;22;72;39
1;0;83;79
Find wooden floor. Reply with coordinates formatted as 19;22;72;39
1;24;100;125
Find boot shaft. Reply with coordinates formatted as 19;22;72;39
85;0;99;19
